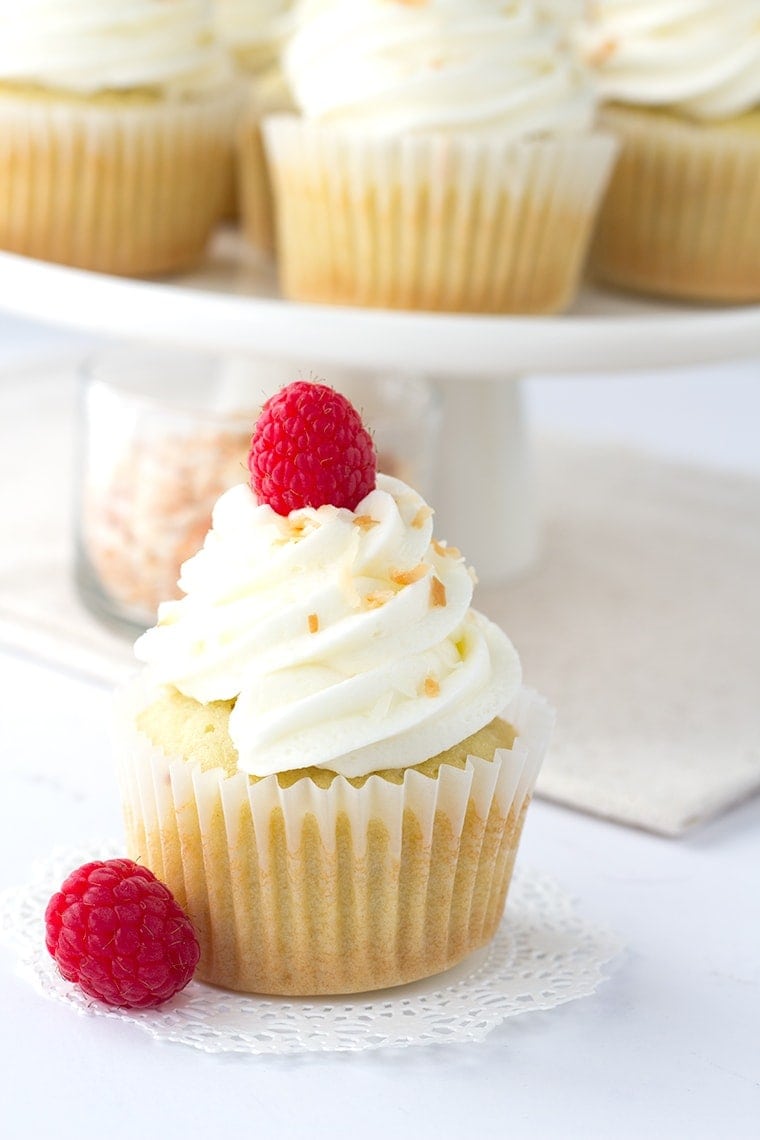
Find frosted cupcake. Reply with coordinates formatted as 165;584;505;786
117;381;553;996
263;0;617;314
577;1;760;302
0;2;240;276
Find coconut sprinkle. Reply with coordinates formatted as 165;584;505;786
390;564;428;586
430;576;447;608
433;539;461;559
366;590;395;609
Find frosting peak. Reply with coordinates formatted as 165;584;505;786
0;1;234;97
283;0;597;140
575;0;760;121
135;475;521;779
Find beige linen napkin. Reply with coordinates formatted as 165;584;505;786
480;439;760;835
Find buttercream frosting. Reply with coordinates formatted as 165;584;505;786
576;0;760;120
0;1;233;97
283;0;597;139
135;474;522;779
213;0;295;65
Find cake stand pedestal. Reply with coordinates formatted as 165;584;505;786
0;230;758;582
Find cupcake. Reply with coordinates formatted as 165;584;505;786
0;2;240;276
576;1;760;302
117;380;553;996
212;0;297;245
262;0;617;314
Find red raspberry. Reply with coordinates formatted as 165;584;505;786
248;380;377;515
44;858;200;1010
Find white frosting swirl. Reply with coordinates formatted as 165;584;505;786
213;0;295;62
576;0;760;120
283;0;597;140
0;1;233;97
135;475;522;779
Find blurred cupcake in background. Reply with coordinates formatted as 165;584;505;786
263;0;617;314
577;0;760;303
0;1;240;276
213;1;297;251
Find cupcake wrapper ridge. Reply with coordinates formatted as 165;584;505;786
0;87;243;276
116;682;553;996
263;115;618;314
236;108;277;256
590;105;760;302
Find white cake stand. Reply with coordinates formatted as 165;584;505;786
0;230;758;581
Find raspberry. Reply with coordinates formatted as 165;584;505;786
248;381;376;514
44;858;200;1010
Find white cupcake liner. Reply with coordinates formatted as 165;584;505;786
591;106;760;302
115;681;553;995
262;114;617;313
0;86;243;275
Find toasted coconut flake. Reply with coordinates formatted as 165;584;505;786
390;564;428;587
366;589;395;609
287;516;310;540
423;676;440;698
433;539;462;559
411;505;433;529
590;38;618;66
308;613;319;634
430;576;447;608
353;514;379;531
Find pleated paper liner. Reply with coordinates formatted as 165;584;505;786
589;104;760;303
263;114;618;314
0;85;242;276
116;683;553;996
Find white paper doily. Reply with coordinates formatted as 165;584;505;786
0;842;622;1055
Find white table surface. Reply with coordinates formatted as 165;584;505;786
1;313;759;1139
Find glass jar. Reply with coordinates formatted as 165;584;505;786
75;348;440;635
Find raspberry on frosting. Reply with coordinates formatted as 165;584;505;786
44;858;200;1009
248;380;376;515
